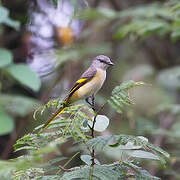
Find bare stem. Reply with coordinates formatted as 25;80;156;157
56;151;80;175
88;102;107;179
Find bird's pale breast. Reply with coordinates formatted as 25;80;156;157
74;68;106;100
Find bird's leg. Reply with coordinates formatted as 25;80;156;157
85;94;96;111
85;96;92;107
91;94;95;111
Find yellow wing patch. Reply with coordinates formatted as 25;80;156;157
76;78;87;83
69;78;87;93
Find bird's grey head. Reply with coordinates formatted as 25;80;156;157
92;55;114;70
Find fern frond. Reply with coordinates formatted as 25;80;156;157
15;104;93;152
108;80;145;113
13;168;44;180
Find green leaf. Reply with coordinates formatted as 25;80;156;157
97;8;117;19
6;64;41;91
80;155;100;165
0;48;12;67
117;141;142;150
88;115;109;132
0;6;20;30
13;168;44;180
128;150;159;160
0;6;8;23
0;110;14;135
0;94;40;116
87;135;169;164
113;3;175;40
122;161;160;179
75;7;117;20
61;165;121;180
4;18;20;30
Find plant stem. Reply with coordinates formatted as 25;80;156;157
89;165;94;180
89;102;107;179
56;151;80;175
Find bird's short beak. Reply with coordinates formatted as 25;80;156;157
108;62;115;66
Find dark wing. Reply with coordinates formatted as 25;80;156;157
65;66;97;101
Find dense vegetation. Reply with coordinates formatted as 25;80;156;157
0;0;180;179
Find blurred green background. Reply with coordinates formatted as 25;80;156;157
0;0;180;179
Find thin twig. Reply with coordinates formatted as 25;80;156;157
88;102;107;179
90;103;107;164
56;151;80;175
59;165;79;172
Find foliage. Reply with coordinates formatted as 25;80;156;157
75;0;180;42
0;80;170;179
0;6;20;30
108;80;145;113
1;0;180;179
87;135;169;164
0;5;41;135
0;110;14;135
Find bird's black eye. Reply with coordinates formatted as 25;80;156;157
98;59;104;63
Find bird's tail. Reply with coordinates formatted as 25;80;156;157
42;102;67;129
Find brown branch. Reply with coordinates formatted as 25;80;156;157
59;165;79;172
88;103;107;180
87;103;106;180
90;114;97;166
90;103;106;166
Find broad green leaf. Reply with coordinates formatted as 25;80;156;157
0;48;12;67
6;64;41;91
61;165;121;180
88;115;109;132
0;110;14;135
122;161;160;180
4;18;20;30
97;8;117;19
75;7;117;20
117;141;142;150
119;4;172;20
137;136;148;142
128;150;159;160
0;6;20;30
0;94;40;116
80;155;100;165
0;6;8;23
87;135;169;164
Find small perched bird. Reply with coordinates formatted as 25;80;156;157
43;55;114;129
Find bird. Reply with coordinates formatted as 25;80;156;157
42;55;114;129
